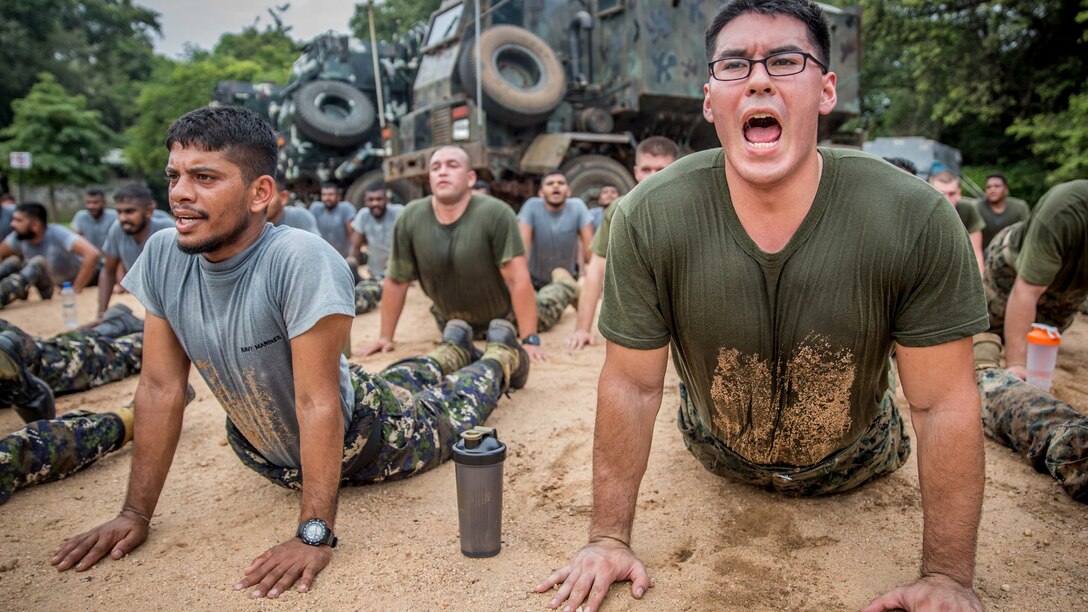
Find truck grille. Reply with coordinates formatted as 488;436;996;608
430;108;451;146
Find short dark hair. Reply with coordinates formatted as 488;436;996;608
883;157;917;176
636;136;680;161
15;202;47;225
86;188;106;199
705;0;831;66
541;170;566;181
364;183;387;196
472;179;491;193
986;173;1007;186
274;171;287;191
320;182;340;191
0;193;15;204
165;106;276;184
113;182;154;205
601;183;619;191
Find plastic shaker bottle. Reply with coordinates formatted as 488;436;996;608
452;426;506;558
1026;323;1061;392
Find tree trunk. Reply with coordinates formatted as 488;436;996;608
48;184;56;215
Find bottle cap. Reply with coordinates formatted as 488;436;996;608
1027;324;1061;346
62;282;72;288
452;426;506;465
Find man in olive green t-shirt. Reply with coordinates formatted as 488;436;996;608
358;146;572;360
538;3;989;610
930;170;984;275
974;179;1088;503
979;173;1031;248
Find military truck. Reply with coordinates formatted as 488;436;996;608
382;0;861;206
213;26;426;205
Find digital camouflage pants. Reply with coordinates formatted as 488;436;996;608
355;279;382;315
227;343;504;489
978;368;1088;502
431;277;578;339
0;320;143;396
984;224;1088;335
677;383;911;496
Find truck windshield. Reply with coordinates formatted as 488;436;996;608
426;4;464;46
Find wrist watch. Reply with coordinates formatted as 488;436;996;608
522;333;541;346
296;518;338;548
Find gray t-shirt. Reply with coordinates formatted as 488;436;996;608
0;206;15;242
122;224;357;469
309;201;356;257
71;209;119;250
351;204;404;278
101;215;175;269
517;197;592;285
5;224;84;284
275;206;320;235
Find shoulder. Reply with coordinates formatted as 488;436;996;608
71;210;89;222
400;197;434;223
151;215;176;233
48;224;79;241
567;198;590;213
471;195;516;217
1031;180;1088;224
388;203;405;216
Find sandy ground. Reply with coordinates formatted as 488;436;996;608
0;287;1086;611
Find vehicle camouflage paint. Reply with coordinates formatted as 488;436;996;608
382;0;861;207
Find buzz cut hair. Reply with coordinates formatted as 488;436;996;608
636;136;680;161
113;182;154;205
165;106;277;185
705;0;831;66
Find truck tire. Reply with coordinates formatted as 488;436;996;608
294;80;376;148
459;25;566;127
561;155;636;208
346;170;422;206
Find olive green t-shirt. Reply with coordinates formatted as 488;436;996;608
954;198;985;234
600;148;988;467
590;198;622;258
978;196;1030;248
1006;180;1088;292
386;195;525;327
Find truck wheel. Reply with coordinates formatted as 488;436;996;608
294;80;376;148
346;170;422;206
561;155;636;208
459;25;566;127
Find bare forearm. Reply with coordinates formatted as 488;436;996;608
72;258;98;292
575;256;605;334
123;381;187;517
297;406;344;527
913;399;984;586
378;277;409;341
510;280;538;336
1004;287;1040;367
97;264;117;315
589;370;662;543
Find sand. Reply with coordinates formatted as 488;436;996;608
0;288;1086;610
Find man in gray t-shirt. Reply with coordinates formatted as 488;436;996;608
96;182;175;317
0;203;100;307
0;204;16;242
309;183;356;257
517;171;594;289
52;106;530;598
349;186;403;280
268;175;319;234
71;189;118;250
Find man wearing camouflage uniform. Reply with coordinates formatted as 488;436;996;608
51;107;531;599
974;179;1088;502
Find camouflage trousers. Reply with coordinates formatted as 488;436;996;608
227;345;504;489
355;279;382;315
431;278;578;339
978;368;1088;502
0;320;143;396
676;384;911;496
0;409;126;504
984;224;1088;335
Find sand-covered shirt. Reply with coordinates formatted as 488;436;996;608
978;196;1030;248
71;208;118;250
101;215;175;269
517;196;591;285
387;195;524;328
309;201;356;257
1006;180;1088;293
5;224;85;284
600;148;988;467
123;224;356;468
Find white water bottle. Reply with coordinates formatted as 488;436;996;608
1025;324;1061;392
61;282;78;328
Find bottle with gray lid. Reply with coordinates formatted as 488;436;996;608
452;426;506;558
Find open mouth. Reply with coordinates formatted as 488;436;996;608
173;210;207;232
743;114;782;148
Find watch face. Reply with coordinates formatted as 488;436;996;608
301;520;326;544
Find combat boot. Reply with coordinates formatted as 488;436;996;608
0;255;22;279
18;255;54;300
90;304;143;338
973;333;1003;371
483;319;529;390
442;318;483;362
0;330;55;422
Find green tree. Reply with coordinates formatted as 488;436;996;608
1008;90;1088;185
215;5;299;69
0;73;117;208
350;0;440;41
0;0;160;132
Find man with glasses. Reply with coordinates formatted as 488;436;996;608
537;2;987;611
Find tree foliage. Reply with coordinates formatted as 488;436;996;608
0;0;160;131
350;0;441;41
0;73;116;190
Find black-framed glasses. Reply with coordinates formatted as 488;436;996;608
708;51;829;82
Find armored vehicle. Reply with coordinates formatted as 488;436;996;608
382;0;861;206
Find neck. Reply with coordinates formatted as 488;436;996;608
269;208;284;225
201;216;265;263
132;222;153;244
544;199;565;210
723;149;824;254
988;198;1007;213
432;193;472;224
